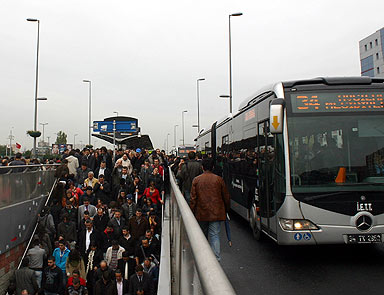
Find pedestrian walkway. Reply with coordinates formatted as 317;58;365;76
2;147;235;295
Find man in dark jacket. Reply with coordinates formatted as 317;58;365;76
41;256;63;295
14;258;38;295
93;207;110;232
113;270;129;295
190;158;230;262
75;163;90;188
122;195;137;221
119;227;135;256
81;148;96;172
127;209;149;242
94;267;116;295
93;260;114;287
110;210;126;238
100;147;113;170
94;161;112;183
116;251;135;282
57;214;77;243
177;151;203;203
78;219;103;256
129;265;153;295
61;201;78;224
94;175;111;205
54;159;69;180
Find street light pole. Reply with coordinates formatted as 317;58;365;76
74;134;78;149
113;119;116;160
174;124;178;152
219;95;231;113
197;78;205;135
83;80;92;146
27;18;40;158
228;12;243;114
8;128;14;158
39;122;48;142
166;133;170;154
182;110;187;146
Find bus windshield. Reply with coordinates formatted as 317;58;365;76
287;113;384;193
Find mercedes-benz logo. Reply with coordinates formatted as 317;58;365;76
356;215;373;231
361;195;366;201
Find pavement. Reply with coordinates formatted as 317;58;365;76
220;211;384;295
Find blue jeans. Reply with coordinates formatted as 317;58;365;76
198;221;222;261
184;190;191;204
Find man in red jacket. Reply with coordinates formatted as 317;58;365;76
190;158;230;261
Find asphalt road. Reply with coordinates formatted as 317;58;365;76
220;212;384;295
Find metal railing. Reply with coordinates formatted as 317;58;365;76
157;197;171;295
0;164;58;208
166;168;236;295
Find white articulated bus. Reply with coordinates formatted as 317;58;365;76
196;77;384;245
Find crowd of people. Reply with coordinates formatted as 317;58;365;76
4;146;231;295
9;147;170;295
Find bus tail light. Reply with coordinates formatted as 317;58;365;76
279;218;319;231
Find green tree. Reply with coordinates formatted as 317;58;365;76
0;145;7;157
23;150;32;158
55;131;67;144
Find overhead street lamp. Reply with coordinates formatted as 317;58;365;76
196;78;205;135
182;110;188;146
27;18;41;158
83;80;92;146
39;122;48;142
228;12;243;114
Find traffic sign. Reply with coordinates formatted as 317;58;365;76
93;120;137;132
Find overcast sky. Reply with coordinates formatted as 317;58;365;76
1;0;384;151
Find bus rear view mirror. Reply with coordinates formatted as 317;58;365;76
270;99;285;134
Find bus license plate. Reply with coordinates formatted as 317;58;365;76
347;234;382;244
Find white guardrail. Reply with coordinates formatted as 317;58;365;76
157;168;236;295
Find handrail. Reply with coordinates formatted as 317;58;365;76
157;197;171;295
169;168;236;295
0;163;60;169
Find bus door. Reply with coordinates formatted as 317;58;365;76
258;121;276;236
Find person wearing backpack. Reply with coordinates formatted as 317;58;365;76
37;206;56;242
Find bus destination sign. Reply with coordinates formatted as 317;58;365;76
291;92;384;113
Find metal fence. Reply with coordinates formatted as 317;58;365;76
0;164;57;208
165;168;236;295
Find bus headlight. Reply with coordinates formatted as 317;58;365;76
279;218;319;231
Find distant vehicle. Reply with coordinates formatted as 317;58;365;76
196;77;384;245
178;146;196;158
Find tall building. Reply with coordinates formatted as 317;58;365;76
359;28;384;77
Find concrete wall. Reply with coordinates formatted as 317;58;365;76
0;242;27;295
0;194;47;295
